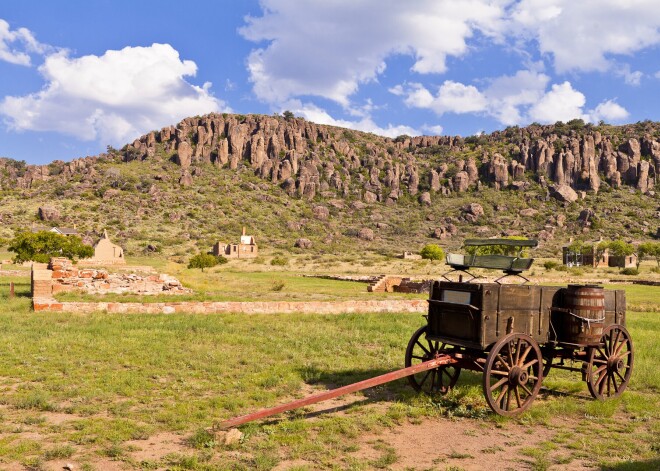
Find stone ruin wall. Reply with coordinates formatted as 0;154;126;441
32;257;191;299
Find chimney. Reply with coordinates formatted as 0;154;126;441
242;226;246;236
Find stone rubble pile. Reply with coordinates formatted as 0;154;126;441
48;258;191;296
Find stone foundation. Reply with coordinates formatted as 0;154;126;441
32;299;427;315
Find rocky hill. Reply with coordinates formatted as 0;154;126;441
0;114;658;259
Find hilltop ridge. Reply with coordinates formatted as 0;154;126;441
0;115;658;257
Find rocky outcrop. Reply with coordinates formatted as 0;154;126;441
2;116;659;207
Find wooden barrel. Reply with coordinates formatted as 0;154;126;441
562;284;605;344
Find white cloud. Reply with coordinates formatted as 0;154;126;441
422;124;444;135
0;18;50;66
288;101;419;138
588;99;629;123
510;0;660;73
528;81;586;123
0;43;226;145
397;72;630;126
615;65;643;86
240;0;509;106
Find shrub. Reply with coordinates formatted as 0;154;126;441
620;267;639;276
420;244;445;261
188;253;225;271
271;280;286;291
543;261;559;270
555;265;569;272
270;256;288;266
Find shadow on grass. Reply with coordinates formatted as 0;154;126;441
601;458;660;470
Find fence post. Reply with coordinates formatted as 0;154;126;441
9;282;15;298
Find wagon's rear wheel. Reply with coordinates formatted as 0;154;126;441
405;325;460;394
483;333;543;416
586;324;633;400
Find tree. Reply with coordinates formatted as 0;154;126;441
638;242;660;267
8;231;93;264
282;110;295;120
188;253;227;271
420;244;445;261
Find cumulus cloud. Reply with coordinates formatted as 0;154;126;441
240;0;508;106
0;18;50;66
510;0;660;73
588;99;629;123
287;101;419;138
397;73;629;126
528;81;586;122
0;43;226;145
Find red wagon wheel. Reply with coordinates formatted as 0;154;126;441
586;324;634;400
405;325;461;394
483;333;543;416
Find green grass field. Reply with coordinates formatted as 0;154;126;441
0;271;658;470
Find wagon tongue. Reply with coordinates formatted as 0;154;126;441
216;355;456;430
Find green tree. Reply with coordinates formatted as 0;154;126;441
604;239;635;257
638;242;660;267
282;110;295;120
187;253;227;271
420;244;445;261
8;231;93;264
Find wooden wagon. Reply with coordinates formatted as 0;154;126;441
405;239;633;416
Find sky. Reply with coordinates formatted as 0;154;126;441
1;0;659;165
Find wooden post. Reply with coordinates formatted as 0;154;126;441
9;282;15;298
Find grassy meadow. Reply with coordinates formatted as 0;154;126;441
0;257;658;470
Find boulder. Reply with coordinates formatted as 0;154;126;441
179;171;193;187
453;171;470;192
549;184;578;203
38;206;60;221
419;192;431;206
175;141;193;169
294;238;313;249
519;208;539;217
312;205;330;220
357;228;374;241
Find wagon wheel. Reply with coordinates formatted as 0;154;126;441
405;325;461;394
483;333;543;416
586;324;634;400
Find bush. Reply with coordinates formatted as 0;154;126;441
188;253;225;271
8;231;94;263
620;267;639;276
270;256;288;266
420;244;445;261
543;261;559;270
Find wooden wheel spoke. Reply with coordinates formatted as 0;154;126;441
520;384;533;396
490;376;508;392
507;346;514;370
514;338;522;364
496;384;509;405
490;369;510;377
522;358;539;369
612;329;621;351
519;345;532;365
496;354;511;371
506;387;512;410
430;370;437;391
611;374;619;393
619;350;631;358
416;341;430;355
591;358;607;365
515;388;522;408
596;347;608;360
615;370;626;384
418;370;431;388
614;340;629;356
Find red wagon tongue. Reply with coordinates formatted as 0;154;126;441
216;355;457;430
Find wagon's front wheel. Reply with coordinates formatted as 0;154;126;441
483;333;543;416
405;325;460;394
586;324;633;400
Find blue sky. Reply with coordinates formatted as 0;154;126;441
1;0;659;165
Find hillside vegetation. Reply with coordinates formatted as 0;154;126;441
0;115;658;259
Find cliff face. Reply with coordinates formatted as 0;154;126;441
2;115;659;202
